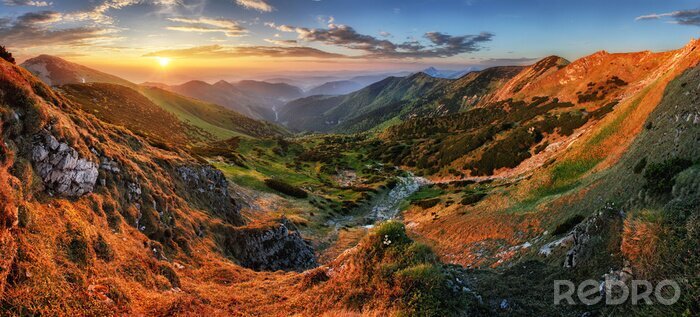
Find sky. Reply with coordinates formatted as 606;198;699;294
1;0;699;83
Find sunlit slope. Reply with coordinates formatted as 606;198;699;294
138;86;288;140
58;83;194;145
0;58;471;316
396;40;700;269
21;54;137;88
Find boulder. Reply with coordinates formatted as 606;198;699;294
31;131;98;197
220;219;317;272
177;165;243;225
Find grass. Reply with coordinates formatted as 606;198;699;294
587;84;652;146
139;87;285;140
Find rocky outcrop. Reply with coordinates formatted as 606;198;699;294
221;220;317;272
176;165;243;225
31;131;98;197
539;203;622;268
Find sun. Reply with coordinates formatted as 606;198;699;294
156;57;171;67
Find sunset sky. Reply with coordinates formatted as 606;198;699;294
1;0;699;83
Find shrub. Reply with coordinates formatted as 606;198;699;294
643;158;692;195
552;214;585;235
93;234;114;262
264;178;308;198
65;231;91;266
460;192;486;206
0;45;15;64
633;157;647;174
411;198;440;209
158;264;181;288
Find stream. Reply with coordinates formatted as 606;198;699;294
272;104;279;121
326;174;430;230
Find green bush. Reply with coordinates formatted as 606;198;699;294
552;214;585;235
460;192;486;206
411;198;441;209
264;178;308;198
643;158;692;195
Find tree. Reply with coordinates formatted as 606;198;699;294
0;46;16;64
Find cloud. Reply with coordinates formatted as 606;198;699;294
263;38;298;46
636;9;700;26
64;0;140;24
235;0;273;12
265;21;493;58
167;17;247;37
0;11;114;48
3;0;51;6
143;44;345;59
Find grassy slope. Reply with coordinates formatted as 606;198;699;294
58;83;193;145
138;86;286;140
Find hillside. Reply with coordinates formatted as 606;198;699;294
235;80;303;101
3;38;700;316
0;57;486;316
21;55;136;88
280;65;528;133
156;80;304;122
280;73;452;133
306;80;364;96
137;86;287;140
18;55;286;141
57;83;194;145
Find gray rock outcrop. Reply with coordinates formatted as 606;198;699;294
31;131;98;197
177;165;243;225
223;220;317;272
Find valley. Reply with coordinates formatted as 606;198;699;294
1;38;699;316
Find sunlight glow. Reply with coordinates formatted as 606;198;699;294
156;57;171;67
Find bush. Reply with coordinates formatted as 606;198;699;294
460;192;486;206
411;198;440;209
643;158;692;195
65;231;91;266
552;214;585;235
0;45;15;64
264;178;308;198
633;157;647;174
158;264;181;288
93;234;114;262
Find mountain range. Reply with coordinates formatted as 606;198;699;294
1;40;699;316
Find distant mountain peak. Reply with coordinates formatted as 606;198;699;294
421;66;481;79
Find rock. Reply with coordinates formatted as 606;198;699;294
221;219;317;272
177;165;243;225
31;131;98;197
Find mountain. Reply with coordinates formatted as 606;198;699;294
154;80;304;122
422;66;481;79
280;65;526;133
57;83;286;142
5;40;700;316
280;72;452;133
57;83;195;145
306;80;364;96
18;55;285;140
235;80;303;101
0;56;478;316
167;80;268;120
19;55;303;122
21;54;136;88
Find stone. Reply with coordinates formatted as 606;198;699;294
31;131;98;197
222;219;317;272
177;165;243;225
